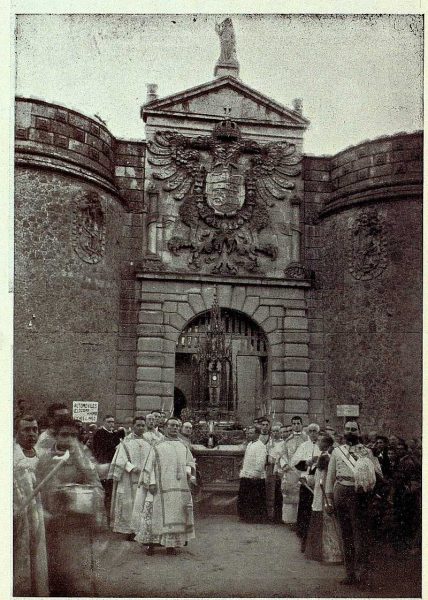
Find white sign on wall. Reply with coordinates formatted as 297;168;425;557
336;404;360;417
73;401;99;423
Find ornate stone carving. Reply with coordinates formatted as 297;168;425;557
72;191;105;264
284;262;313;281
147;120;301;274
348;209;387;280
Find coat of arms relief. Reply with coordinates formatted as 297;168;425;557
147;119;302;275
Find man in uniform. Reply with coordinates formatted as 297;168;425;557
325;420;381;586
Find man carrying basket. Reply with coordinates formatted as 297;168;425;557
36;416;106;596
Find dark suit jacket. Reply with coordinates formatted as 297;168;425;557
92;427;124;464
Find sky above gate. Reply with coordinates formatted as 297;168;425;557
15;12;423;155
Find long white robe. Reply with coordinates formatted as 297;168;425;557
13;443;49;597
108;435;152;534
134;438;196;548
278;432;308;523
143;429;165;447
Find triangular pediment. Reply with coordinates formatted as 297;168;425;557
142;76;309;127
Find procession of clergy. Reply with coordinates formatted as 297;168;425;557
14;402;418;596
13;406;196;596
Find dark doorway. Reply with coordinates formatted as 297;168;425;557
174;387;186;418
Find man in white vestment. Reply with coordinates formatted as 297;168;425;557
266;422;283;522
278;415;308;524
108;415;151;538
291;423;321;547
35;402;69;456
134;417;196;555
143;413;165;446
13;415;49;597
237;425;268;523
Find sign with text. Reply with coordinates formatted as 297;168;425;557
336;404;360;417
73;401;99;423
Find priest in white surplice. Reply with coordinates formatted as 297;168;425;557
143;413;165;446
290;423;321;548
277;416;308;524
237;425;268;522
133;417;196;555
108;416;152;537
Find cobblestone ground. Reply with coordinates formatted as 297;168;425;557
89;515;421;598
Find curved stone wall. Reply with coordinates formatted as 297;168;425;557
15;97;116;193
14;98;126;417
324;131;422;215
319;132;422;437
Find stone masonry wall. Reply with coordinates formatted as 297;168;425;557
15;96;422;433
318;132;423;436
302;156;331;427
14;170;123;416
15;98;116;186
113;140;146;423
14;98;126;419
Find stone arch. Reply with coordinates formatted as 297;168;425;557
174;304;271;424
136;282;294;422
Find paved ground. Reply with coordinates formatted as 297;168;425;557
89;515;421;598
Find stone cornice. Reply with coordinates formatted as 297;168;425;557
319;181;422;218
143;109;307;131
142;76;309;127
133;268;311;288
15;149;122;200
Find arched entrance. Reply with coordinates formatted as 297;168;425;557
174;304;269;425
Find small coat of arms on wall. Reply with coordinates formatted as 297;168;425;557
147;119;302;275
348;208;387;280
72;191;106;264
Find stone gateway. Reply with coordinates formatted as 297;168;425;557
14;20;422;439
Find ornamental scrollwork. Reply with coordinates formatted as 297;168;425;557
147;119;301;274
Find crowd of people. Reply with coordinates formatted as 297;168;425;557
13;402;422;596
237;415;422;588
13;403;196;596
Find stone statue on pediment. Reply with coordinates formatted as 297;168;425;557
215;18;239;66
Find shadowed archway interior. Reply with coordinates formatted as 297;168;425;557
175;308;269;425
